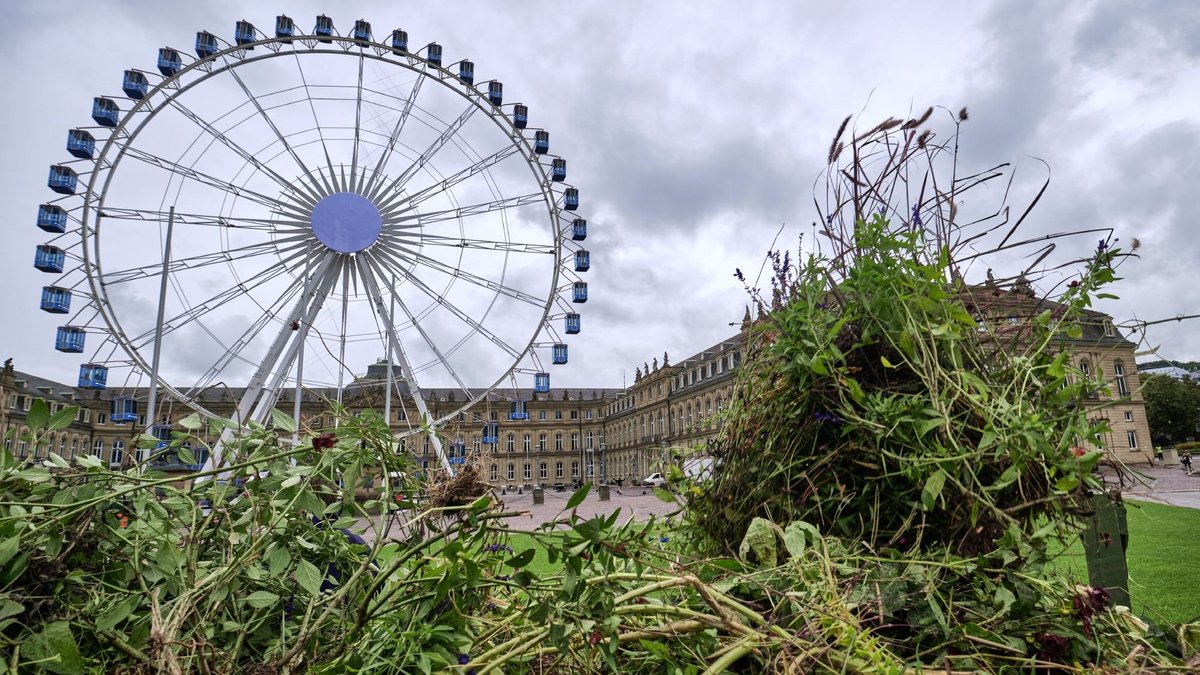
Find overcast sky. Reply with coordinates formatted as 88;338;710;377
3;0;1200;395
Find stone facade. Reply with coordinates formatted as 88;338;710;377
0;292;1154;482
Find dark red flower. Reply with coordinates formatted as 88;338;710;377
589;630;602;646
312;433;336;450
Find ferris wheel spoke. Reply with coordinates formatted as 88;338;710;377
369;250;525;360
98;206;310;233
370;103;479;205
364;72;426;202
350;52;365;193
224;63;326;206
354;256;449;470
359;256;472;394
127;246;310;349
382;192;545;229
376;144;521;215
373;238;546;308
100;234;313;286
123;146;306;215
405;232;557;255
166;97;319;210
291;52;340;196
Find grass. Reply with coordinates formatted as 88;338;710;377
1050;499;1200;626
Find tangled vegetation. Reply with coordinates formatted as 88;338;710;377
2;110;1196;672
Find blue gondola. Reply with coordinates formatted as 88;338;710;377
571;218;587;241
122;70;149;99
91;97;119;127
234;20;256;47
195;31;218;58
157;48;182;76
78;363;108;390
390;29;408;54
574;250;590;272
112;396;139;423
37;204;68;233
487;81;503;106
48;165;78;194
565;313;581;334
152;424;172;446
40;286;71;314
552;344;568;365
314;15;334;42
55;326;86;353
534;372;550;393
572;281;588;303
564;188;579;211
482;421;500;445
34;245;65;273
510;400;528;421
426;42;442;66
534;130;549;154
275;15;295;40
352;19;371;42
513;104;528;129
551;158;566;181
458;60;474;85
66;129;95;159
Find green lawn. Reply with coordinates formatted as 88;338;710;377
1050;500;1200;626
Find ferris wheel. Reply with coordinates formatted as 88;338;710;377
32;15;591;469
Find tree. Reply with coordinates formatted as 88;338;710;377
1141;373;1200;445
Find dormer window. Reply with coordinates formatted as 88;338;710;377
1103;320;1116;337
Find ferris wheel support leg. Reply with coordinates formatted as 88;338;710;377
201;254;338;474
354;257;450;473
142;206;175;465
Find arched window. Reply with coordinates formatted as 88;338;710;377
111;440;125;466
1114;360;1129;397
92;439;103;457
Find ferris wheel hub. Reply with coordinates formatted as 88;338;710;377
310;191;382;253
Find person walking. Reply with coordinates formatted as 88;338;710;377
1182;451;1193;474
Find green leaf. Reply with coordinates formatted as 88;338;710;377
48;407;78;431
295;559;324;596
738;517;779;568
880;355;896;369
270;408;297;433
921;470;947;511
0;535;20;566
95;595;139;632
505;549;536;569
244;590;280;608
176;446;196;465
1055;475;1080;492
47;452;70;469
26;399;50;432
565;483;591;510
26;621;83;675
0;599;23;622
178;412;203;430
75;454;102;469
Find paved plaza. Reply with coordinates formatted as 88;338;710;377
1116;463;1200;509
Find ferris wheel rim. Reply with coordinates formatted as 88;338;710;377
71;30;574;423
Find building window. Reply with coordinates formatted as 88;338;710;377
507;464;515;480
111;440;125;466
570;409;578;420
489;464;498;481
585;409;593;420
92;439;103;456
538;434;546;452
18;438;28;457
1114;361;1129;397
98;413;107;425
1104;321;1116;337
556;461;564;478
523;434;531;452
22;397;31;412
571;433;579;450
539;462;548;479
490;411;498;421
571;461;579;478
1127;430;1138;449
585;431;593;449
523;463;531;480
555;433;563;451
507;434;515;453
555;410;563;421
1124;411;1132;422
538;410;547;421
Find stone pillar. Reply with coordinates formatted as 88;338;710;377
1082;493;1130;607
1162;447;1178;466
598;484;610;501
532;486;544;505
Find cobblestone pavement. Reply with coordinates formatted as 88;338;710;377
1112;463;1200;509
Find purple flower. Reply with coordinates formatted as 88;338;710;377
1097;239;1108;252
458;654;470;665
911;204;923;227
658;536;669;543
814;411;844;425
